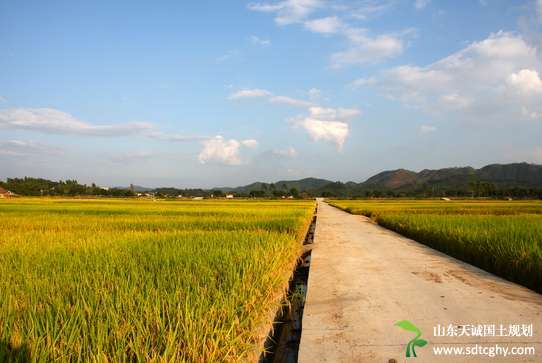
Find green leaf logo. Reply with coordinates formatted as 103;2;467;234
394;320;427;357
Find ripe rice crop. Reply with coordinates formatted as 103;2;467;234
328;200;542;293
0;199;316;362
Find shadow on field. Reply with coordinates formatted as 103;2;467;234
0;340;31;363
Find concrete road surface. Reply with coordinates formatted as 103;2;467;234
298;200;542;363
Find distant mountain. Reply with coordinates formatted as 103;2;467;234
362;167;476;188
216;177;333;194
363;169;420;187
475;163;542;186
112;163;542;197
357;163;542;190
111;185;154;192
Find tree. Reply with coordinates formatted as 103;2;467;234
124;190;138;198
282;183;289;194
422;182;433;198
250;190;266;198
321;189;336;198
289;187;300;198
213;189;223;198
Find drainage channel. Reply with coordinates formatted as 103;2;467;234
259;213;317;363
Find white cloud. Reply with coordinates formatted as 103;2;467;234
0;140;66;157
415;0;431;10
300;119;349;151
217;49;244;61
505;69;542;94
537;0;542;22
263;147;299;158
249;0;412;66
228;89;273;100
241;139;259;148
419;125;436;134
304;16;343;34
0;97;6;103
351;32;539;96
308;106;362;121
251;36;271;46
332;27;414;67
0;108;158;137
269;95;317;107
277;147;298;158
198;136;257;165
248;0;323;25
0;108;218;143
349;32;542;124
309;88;323;99
289;106;361;152
335;36;406;66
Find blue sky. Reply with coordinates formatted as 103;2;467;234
1;0;542;188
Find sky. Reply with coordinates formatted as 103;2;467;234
1;0;542;189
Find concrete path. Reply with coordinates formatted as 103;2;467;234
298;200;542;363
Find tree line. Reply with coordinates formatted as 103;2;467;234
319;180;542;199
2;177;541;199
0;178;209;198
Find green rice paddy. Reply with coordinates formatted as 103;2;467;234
0;199;316;362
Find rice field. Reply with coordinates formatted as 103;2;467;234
328;199;542;293
0;198;316;362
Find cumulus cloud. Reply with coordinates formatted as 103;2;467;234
505;69;542;94
241;139;259;148
349;32;542;124
289;106;361;152
0;108;158;137
228;89;273;100
348;32;539;95
198;136;257;165
269;96;317;107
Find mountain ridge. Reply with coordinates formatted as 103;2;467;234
215;163;542;193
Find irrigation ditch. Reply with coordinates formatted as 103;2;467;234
259;211;317;363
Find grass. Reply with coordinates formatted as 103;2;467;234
328;200;542;293
0;198;316;362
